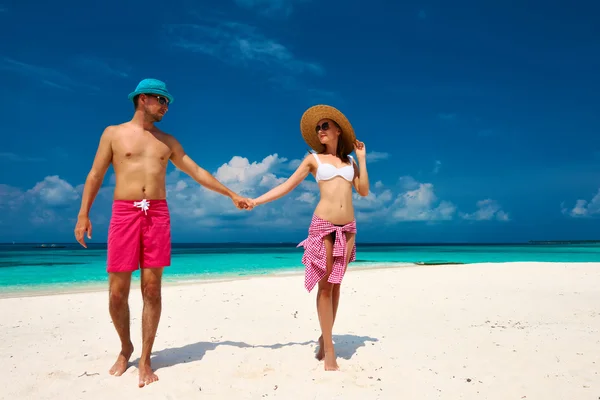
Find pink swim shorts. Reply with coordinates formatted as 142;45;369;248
106;199;171;273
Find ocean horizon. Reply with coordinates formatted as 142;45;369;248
1;241;599;294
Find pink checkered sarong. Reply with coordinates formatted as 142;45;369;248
297;214;357;292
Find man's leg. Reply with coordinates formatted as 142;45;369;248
106;200;141;376
138;267;163;388
108;271;134;376
137;199;170;387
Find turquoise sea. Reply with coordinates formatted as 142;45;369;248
1;242;599;294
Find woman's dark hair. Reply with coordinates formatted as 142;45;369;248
308;120;351;163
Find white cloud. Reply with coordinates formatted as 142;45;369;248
392;183;456;221
0;156;512;236
259;173;286;188
353;178;455;223
433;160;442;174
460;199;510;221
25;175;80;207
174;180;188;191
356;177;508;224
161;154;315;229
366;151;389;163
0;184;24;211
29;208;62;226
287;158;302;170
165;19;330;98
562;188;600;217
296;192;316;204
166;21;323;76
0;176;82;231
214;154;287;185
354;189;393;211
398;176;420;190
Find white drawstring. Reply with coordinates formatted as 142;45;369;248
133;199;150;215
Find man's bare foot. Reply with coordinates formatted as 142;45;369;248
324;351;339;371
315;335;324;361
109;343;134;376
138;362;159;388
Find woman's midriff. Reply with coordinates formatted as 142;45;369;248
313;180;355;225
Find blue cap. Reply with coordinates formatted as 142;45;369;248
128;78;174;104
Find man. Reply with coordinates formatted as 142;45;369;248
74;78;252;388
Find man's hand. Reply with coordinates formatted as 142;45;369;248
231;194;255;210
74;216;92;248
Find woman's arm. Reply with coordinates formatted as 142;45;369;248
253;155;314;206
352;141;369;196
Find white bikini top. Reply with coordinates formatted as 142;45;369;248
311;152;355;183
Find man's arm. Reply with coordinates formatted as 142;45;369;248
75;126;113;247
168;137;240;200
78;127;113;218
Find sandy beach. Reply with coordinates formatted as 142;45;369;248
1;261;599;399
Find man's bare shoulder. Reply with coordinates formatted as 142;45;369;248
101;123;130;137
152;127;173;138
154;130;180;146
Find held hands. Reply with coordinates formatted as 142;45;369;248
74;216;92;248
231;194;256;210
354;139;366;159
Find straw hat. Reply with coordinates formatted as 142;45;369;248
300;105;356;153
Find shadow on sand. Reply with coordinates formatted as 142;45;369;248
331;334;379;360
133;334;378;371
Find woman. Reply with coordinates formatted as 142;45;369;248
251;104;370;371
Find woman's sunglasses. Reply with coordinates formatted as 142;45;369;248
315;121;330;133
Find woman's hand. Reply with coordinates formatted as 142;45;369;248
354;139;366;159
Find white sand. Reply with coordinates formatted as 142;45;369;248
1;262;600;399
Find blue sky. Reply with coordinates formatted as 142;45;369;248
0;0;599;243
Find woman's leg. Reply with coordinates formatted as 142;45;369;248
315;234;338;370
332;232;356;323
317;232;356;362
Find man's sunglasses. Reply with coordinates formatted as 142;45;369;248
145;94;170;106
315;121;330;133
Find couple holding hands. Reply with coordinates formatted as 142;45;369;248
74;78;369;387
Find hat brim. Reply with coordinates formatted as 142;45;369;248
300;105;356;153
128;89;174;104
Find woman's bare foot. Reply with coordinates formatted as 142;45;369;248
324;351;339;371
138;362;159;388
315;336;324;361
109;342;134;376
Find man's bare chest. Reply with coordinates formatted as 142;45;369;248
113;136;172;162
